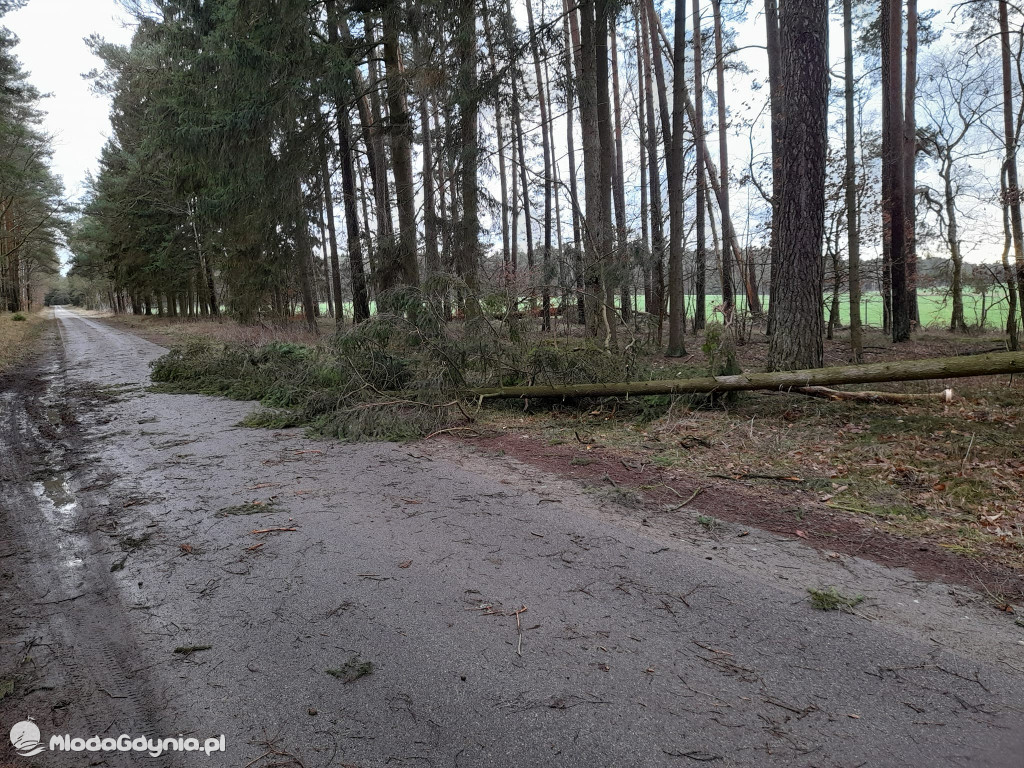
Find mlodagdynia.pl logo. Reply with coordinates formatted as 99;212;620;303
9;721;44;757
8;719;226;758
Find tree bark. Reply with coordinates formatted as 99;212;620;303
382;0;419;288
693;0;707;333
904;0;919;326
596;0;618;348
526;0;553;329
578;0;605;337
882;0;910;341
1001;166;1020;349
610;26;631;321
474;352;1024;399
768;0;828;370
564;0;586;324
319;130;345;323
647;0;685;354
457;0;480;318
1000;0;1024;343
639;0;666;343
843;0;862;360
764;0;782;335
294;177;318;333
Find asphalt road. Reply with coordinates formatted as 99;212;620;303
1;307;1022;767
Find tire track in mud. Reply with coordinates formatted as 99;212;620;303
0;332;173;766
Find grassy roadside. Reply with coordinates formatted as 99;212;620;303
91;310;1024;579
0;309;51;376
75;308;331;348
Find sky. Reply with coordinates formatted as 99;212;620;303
5;0;135;201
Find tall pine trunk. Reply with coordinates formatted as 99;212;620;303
843;0;862;360
768;0;828;370
578;0;605;337
639;0;666;343
882;0;910;341
564;0;586;323
526;0;553;329
999;0;1024;340
382;0;420;288
904;0;919;325
693;0;707;332
611;26;631;321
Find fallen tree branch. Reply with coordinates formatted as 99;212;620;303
791;386;955;404
471;352;1024;400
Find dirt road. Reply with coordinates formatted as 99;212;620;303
1;307;1022;767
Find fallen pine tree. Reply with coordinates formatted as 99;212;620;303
472;351;1024;400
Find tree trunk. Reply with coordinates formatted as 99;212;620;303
512;71;535;296
639;0;666;343
765;0;782;335
381;0;419;289
526;0;553;330
693;0;707;333
482;8;510;287
320;131;345;323
356;17;395;244
1000;0;1024;341
712;0;753;317
637;13;651;320
564;0;586;324
648;0;685;354
416;33;441;285
578;0;605;337
611;26;631;321
768;0;827;370
882;0;910;341
597;0;618;348
943;163;967;333
294;177;318;333
474;352;1024;399
316;193;334;318
843;0;862;360
457;0;480;318
904;0;919;326
1001;166;1020;349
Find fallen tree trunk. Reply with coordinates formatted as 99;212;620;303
791;386;955;404
473;351;1024;399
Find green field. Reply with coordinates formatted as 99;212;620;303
318;290;1014;331
628;290;1013;331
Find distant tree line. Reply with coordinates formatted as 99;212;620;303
0;0;66;315
68;0;1024;369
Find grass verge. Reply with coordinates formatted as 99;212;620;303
0;309;51;375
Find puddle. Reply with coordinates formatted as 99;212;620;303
33;473;78;517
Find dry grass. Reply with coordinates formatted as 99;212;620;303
78;309;332;348
0;309;51;375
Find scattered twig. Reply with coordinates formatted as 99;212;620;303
250;527;296;534
424;426;480;440
961;432;976;473
671;487;704;511
709;473;803;483
514;605;528;656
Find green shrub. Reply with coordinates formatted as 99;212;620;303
11;313;26;321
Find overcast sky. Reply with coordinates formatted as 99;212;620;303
6;0;135;200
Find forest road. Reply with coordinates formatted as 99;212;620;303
1;306;1023;768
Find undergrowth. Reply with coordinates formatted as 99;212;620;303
150;285;655;441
